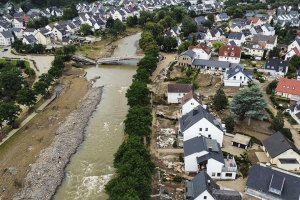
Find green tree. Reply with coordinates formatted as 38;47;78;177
203;20;213;28
213;88;228;111
225;115;235;133
124;106;152;136
126;81;150;107
79;23;93;36
0;102;21;125
161;36;178;52
144;22;163;37
178;40;191;53
137;55;158;73
270;112;284;131
266;80;278;94
16;87;36;107
212;41;224;49
268;47;280;58
207;13;215;23
0;67;24;100
106;17;114;29
133;68;151;83
181;16;197;37
231;85;267;125
288;55;300;74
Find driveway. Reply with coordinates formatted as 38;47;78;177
0;47;54;76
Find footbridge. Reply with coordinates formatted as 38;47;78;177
71;55;142;65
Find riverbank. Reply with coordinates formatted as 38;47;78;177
14;85;103;199
0;67;90;200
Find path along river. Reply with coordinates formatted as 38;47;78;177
54;33;141;200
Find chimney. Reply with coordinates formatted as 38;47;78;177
193;108;198;116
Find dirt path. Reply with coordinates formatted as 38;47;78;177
0;67;90;200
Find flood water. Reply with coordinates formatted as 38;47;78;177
54;33;140;200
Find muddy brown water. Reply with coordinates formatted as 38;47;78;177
54;33;140;200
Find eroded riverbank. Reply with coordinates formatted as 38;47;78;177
14;86;103;199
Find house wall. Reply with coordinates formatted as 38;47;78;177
0;35;13;46
273;149;300;171
168;92;188;104
206;159;224;178
35;32;50;45
219;56;240;64
224;71;250;87
183;118;224;146
193;49;211;60
181;99;200;116
194;190;215;200
184;151;208;172
276;92;300;101
178;55;193;67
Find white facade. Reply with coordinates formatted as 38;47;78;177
194;191;215;200
181;98;201;116
228;34;245;46
218;56;240;64
12;18;24;28
192;48;211;60
276;92;300;101
0;33;14;46
168;92;189;104
181;118;224;146
285;40;300;60
224;71;251;87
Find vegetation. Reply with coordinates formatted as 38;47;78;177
79;24;93;36
270;112;284;131
288;55;300;74
225;115;235;133
105;28;159;200
231;85;267;125
212;88;228;111
12;40;47;54
266;80;278;95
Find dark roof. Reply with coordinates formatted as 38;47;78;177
186;171;220;199
262;131;300;158
228;32;243;40
168;83;192;93
246;164;300;200
180;49;195;58
252;34;277;44
23;35;37;44
192;59;230;69
226;65;252;79
194;16;206;25
180;105;223;132
0;31;13;38
265;58;288;72
212;190;242;200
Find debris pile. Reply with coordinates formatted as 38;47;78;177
157;128;176;148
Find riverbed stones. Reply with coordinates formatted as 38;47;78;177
13;86;103;200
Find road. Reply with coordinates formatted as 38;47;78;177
0;47;54;76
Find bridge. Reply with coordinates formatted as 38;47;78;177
96;56;143;64
72;55;142;65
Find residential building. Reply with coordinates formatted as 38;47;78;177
243;45;265;60
179;105;224;146
167;83;193;104
285;38;300;60
246;164;300;200
262;131;300;171
181;91;202;116
227;32;245;46
0;31;14;46
251;34;277;50
223;65;253;87
188;43;212;60
275;78;300;101
185;171;241;200
184;136;237;179
192;59;231;72
287;100;300;124
218;45;241;64
259;58;288;76
178;50;195;67
215;13;229;22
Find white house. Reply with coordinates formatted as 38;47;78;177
262;131;300;171
179;105;224;146
227;32;245;46
167;83;193;104
275;78;300;101
223;65;253;87
22;34;38;45
259;58;288;76
12;18;24;28
287;100;300;124
243;45;265;60
184;136;237;179
181;91;202;116
218;45;241;64
261;24;275;36
0;31;14;46
189;43;212;60
215;13;229;22
252;34;277;50
285;39;300;60
186;171;242;200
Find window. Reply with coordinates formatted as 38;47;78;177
233;76;236;80
204;196;207;199
225;173;232;177
217;173;221;177
199;128;202;131
208;134;211;138
191;103;194;105
212;172;216;176
205;128;208;131
240;76;242;80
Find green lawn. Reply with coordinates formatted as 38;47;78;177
0;58;30;68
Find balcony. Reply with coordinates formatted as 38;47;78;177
222;157;237;172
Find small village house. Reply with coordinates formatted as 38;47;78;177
167;83;193;104
275;78;300;101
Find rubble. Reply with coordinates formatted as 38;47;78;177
13;86;103;200
157;128;176;148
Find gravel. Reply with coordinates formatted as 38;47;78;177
13;86;103;200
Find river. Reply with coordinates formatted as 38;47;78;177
54;33;141;200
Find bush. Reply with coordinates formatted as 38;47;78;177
280;128;294;142
173;175;183;183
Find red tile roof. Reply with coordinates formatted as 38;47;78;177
276;78;300;96
219;45;241;58
292;47;300;56
189;43;212;55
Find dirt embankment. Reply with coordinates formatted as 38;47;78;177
0;67;91;200
14;85;103;200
